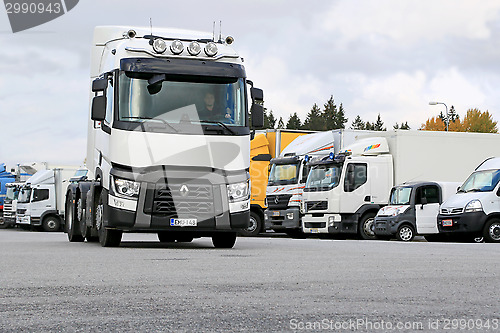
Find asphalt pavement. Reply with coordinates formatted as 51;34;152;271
0;229;499;332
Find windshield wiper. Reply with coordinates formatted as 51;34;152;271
199;120;236;135
121;116;178;133
465;188;482;193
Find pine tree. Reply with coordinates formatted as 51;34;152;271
448;106;459;122
264;109;276;129
351;115;365;130
302;103;324;130
373;114;386;131
286;112;302;129
323;96;347;129
277;117;284;129
394;122;410;130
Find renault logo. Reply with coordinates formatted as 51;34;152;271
180;184;189;197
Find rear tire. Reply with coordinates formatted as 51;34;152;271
212;232;237;248
239;211;262;236
396;224;415;242
359;213;377;240
66;194;84;242
96;189;122;247
42;216;60;232
483;219;500;243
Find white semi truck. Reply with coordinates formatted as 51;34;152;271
301;130;500;239
264;130;376;236
16;168;77;231
64;26;263;247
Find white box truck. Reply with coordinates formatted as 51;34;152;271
264;129;376;236
301;130;500;239
438;157;500;242
64;26;263;247
374;181;461;241
16;168;77;231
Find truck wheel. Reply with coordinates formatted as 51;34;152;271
483;219;500;243
66;195;83;242
239;211;262;236
158;232;176;243
42;216;60;232
396;224;415;242
96;190;122;247
212;232;237;248
359;213;377;240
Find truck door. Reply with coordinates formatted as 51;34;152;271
30;186;53;219
415;185;440;234
341;163;368;213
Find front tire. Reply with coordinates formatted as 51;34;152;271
396;224;415;242
96;189;122;247
359;213;377;240
212;232;237;248
42;216;60;232
483;219;500;243
239;211;262;237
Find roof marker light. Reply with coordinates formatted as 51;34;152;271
204;42;218;57
152;38;167;54
187;41;201;56
170;40;184;54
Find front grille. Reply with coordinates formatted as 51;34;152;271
304;222;326;228
266;194;292;209
441;207;463;215
152;183;214;216
306;201;328;211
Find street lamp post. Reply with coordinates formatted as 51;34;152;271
429;101;449;131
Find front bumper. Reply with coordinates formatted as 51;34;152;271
264;207;301;230
437;211;487;234
374;216;414;236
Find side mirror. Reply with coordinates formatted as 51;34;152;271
251;104;264;129
250;87;264;103
91;95;106;121
92;78;107;92
252;154;272;162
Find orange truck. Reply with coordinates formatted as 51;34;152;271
241;129;313;236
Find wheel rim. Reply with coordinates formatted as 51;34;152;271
363;218;375;237
47;219;57;230
399;227;413;241
489;222;500;241
76;198;83;222
96;202;103;231
247;216;257;233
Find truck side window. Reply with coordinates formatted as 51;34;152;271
415;185;440;204
32;189;49;202
344;163;367;192
105;75;114;125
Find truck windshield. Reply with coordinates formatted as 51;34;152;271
118;72;246;128
389;187;412;205
268;163;300;186
458;169;500;193
18;188;31;203
5;187;18;200
305;164;342;191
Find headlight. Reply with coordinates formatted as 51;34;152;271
227;181;249;202
393;207;409;216
204;42;218;57
170;40;184;54
187;41;201;56
465;200;483;212
113;177;140;198
152;38;167;54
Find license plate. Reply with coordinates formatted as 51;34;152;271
170;218;197;227
271;211;280;217
309;228;319;233
442;219;453;227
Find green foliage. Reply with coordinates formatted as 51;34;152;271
264;109;276;129
323;96;347;130
302;103;324;130
286;112;302;129
393;122;410;130
277;117;284;129
350;115;366;130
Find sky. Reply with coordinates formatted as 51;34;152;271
1;0;500;167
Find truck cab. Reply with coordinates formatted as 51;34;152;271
3;182;22;227
438;157;500;242
374;181;460;241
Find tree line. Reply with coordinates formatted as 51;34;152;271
262;97;497;134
